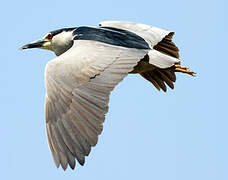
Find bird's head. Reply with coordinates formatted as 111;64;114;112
21;27;76;56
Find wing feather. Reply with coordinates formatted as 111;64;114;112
99;21;180;69
45;40;148;169
46;123;60;167
99;21;170;48
57;119;84;162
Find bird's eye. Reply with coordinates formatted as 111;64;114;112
47;33;53;40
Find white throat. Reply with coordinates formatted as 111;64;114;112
51;31;74;56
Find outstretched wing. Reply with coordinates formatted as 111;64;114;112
99;21;180;68
99;21;170;48
45;40;148;170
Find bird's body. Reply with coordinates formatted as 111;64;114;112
21;21;194;170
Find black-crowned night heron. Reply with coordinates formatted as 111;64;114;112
21;21;194;170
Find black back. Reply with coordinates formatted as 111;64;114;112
73;26;150;49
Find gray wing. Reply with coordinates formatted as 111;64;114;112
45;40;148;170
99;21;170;48
99;21;180;68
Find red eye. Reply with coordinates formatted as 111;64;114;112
47;33;53;39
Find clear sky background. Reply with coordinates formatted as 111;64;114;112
1;0;227;179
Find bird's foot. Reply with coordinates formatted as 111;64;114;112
174;65;195;76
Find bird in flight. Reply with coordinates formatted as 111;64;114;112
21;21;194;170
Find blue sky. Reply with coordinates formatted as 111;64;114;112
2;0;227;179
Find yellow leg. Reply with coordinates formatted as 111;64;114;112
174;65;195;76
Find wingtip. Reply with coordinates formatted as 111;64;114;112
60;163;68;171
69;163;76;170
78;156;85;166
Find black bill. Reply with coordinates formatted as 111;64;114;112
20;40;46;50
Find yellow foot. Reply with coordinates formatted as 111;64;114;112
174;65;195;76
